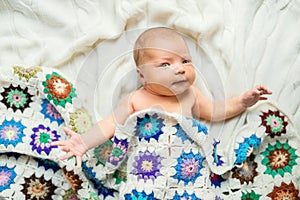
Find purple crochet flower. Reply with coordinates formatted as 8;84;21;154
107;137;128;166
132;150;162;182
30;124;60;155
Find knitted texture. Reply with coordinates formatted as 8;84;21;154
84;107;300;199
1;66;299;199
0;66;118;200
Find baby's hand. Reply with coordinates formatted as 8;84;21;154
51;127;88;168
241;85;272;108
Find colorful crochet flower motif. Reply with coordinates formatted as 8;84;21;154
187;118;208;135
173;191;199;200
234;134;261;164
210;172;225;188
113;168;127;185
40;99;64;125
94;140;113;166
232;155;258;184
124;189;157;200
135;113;164;142
34;158;60;173
63;189;79;200
62;166;83;193
30;124;60;155
0;165;17;192
13;66;42;81
0;84;33;112
212;139;224;166
267;182;299;199
0;119;26;147
107;137;128;166
241;190;261;200
132;150;163;182
173;151;204;185
261;140;298;177
260;110;288;138
174;123;192;142
21;174;57;199
82;162;116;197
42;72;76;107
94;182;116;198
69;108;92;134
82;161;96;181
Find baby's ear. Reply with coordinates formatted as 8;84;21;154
136;68;145;83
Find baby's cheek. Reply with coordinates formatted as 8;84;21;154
186;68;196;84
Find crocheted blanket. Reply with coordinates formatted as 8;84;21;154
84;106;300;199
0;66;114;200
1;66;299;199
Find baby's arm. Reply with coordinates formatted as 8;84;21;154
51;94;134;168
192;85;272;121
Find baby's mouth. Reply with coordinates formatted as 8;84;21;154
172;79;188;85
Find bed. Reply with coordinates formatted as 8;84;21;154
0;1;299;199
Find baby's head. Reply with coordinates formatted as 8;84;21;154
133;27;189;67
133;27;195;96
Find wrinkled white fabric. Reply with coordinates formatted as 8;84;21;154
0;0;299;160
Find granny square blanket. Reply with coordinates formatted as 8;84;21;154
0;66;115;200
0;66;299;199
85;107;300;199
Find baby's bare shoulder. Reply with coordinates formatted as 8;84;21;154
126;89;147;106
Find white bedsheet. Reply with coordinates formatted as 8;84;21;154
1;0;299;144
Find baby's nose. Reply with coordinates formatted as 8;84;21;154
174;64;185;74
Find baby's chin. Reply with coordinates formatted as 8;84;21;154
144;83;191;97
170;88;191;96
156;87;190;97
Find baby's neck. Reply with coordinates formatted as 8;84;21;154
133;88;194;117
141;87;188;99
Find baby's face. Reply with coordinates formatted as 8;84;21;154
137;38;195;96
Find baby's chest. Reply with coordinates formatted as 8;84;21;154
132;98;193;117
131;89;196;117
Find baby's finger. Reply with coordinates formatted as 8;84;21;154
76;156;82;169
64;127;75;137
60;146;70;152
259;89;272;96
51;140;64;146
259;97;268;100
254;88;262;95
257;85;272;94
60;152;74;160
262;88;272;94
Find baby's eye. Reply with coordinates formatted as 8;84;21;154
160;63;169;67
182;60;191;64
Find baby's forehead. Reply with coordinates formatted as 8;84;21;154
141;33;183;46
138;36;189;55
136;28;184;45
134;28;191;65
141;48;191;58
